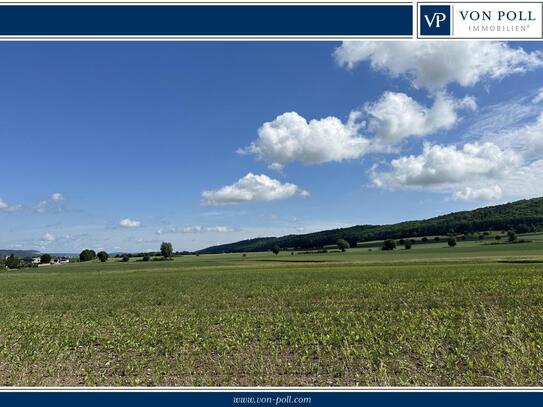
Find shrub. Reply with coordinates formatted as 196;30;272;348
160;242;173;259
448;237;457;247
404;241;412;250
272;245;280;255
337;239;350;252
142;255;150;262
121;255;130;262
40;253;52;264
97;251;109;263
5;255;20;269
382;239;396;251
79;249;96;262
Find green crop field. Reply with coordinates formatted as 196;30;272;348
2;235;543;386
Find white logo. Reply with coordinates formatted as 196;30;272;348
424;12;447;28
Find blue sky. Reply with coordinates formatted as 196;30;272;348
1;41;543;253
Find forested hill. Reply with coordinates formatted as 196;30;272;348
199;197;543;253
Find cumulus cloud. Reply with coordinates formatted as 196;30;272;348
50;193;64;201
240;92;474;168
334;41;542;91
0;198;8;210
365;92;475;148
238;111;369;168
119;218;141;228
454;185;503;201
202;173;309;205
372;142;519;187
42;232;56;242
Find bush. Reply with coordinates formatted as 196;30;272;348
404;241;412;250
97;251;109;263
272;245;280;255
507;230;517;242
142;255;150;262
448;237;457;247
40;253;52;264
121;255;130;262
421;237;428;243
495;235;502;240
382;239;396;251
337;239;350;252
5;255;20;269
79;249;96;262
160;242;173;259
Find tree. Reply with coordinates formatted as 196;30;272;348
97;251;109;263
121;254;130;262
272;245;280;255
337;239;350;252
421;237;428;243
40;253;52;264
448;237;457;247
142;255;150;262
5;255;20;269
495;235;502;240
404;240;412;250
79;249;96;262
507;230;517;242
160;242;173;259
382;239;396;251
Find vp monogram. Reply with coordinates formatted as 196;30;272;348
424;12;448;28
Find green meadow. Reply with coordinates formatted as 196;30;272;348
2;235;543;386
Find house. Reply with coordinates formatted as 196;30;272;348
31;257;41;264
51;256;70;265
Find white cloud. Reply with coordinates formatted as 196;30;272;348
119;218;141;228
238;111;369;168
454;185;503;201
50;192;64;201
365;92;475;148
0;198;8;210
205;226;233;233
239;92;474;167
490;112;543;161
334;41;542;91
202;173;309;205
42;232;56;242
533;87;543;104
372;142;519;187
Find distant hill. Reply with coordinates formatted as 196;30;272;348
0;249;40;258
199;197;543;254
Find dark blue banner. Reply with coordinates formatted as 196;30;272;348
1;391;543;407
0;4;412;37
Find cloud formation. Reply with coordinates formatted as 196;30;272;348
119;218;141;228
238;111;368;170
365;92;475;149
372;142;519;188
334;41;542;90
240;92;473;169
202;173;309;205
454;186;503;202
50;193;64;201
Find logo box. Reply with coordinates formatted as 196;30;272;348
420;4;451;36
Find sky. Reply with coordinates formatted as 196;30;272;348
1;41;543;253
